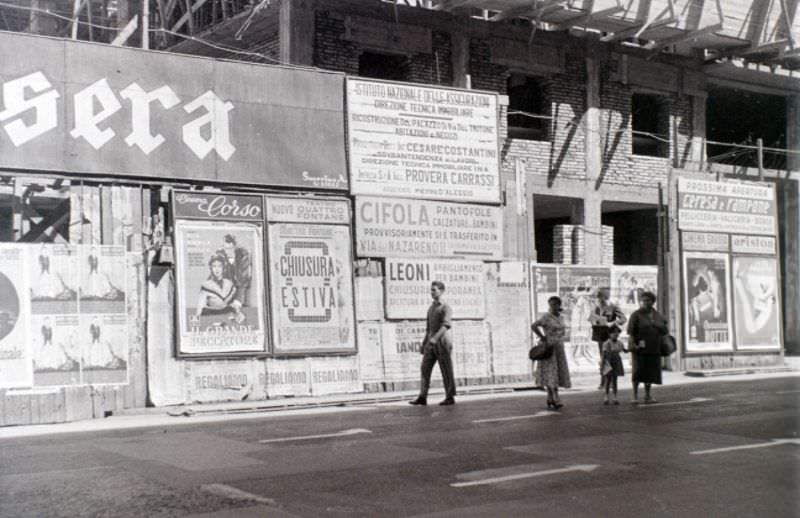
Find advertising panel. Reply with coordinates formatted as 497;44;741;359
0;32;347;190
557;266;611;373
357;322;385;382
531;264;559;318
31;314;80;386
380;321;426;383
187;359;259;403
732;257;781;350
0;245;32;388
175;220;266;355
268;223;356;355
309;356;361;396
681;232;729;252
79;246;126;314
731;235;777;255
451;321;491;379
677;178;777;236
486;262;531;377
683;252;733;352
81;313;128;384
265;358;311;397
347;78;500;203
355;276;385;321
354;196;503;259
384;259;485;319
266;197;350;225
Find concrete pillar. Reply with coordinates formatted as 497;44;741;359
280;0;315;66
581;196;603;265
691;95;707;169
585;44;601;185
451;32;470;89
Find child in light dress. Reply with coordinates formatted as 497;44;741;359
601;325;626;405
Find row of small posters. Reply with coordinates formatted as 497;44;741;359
355;262;658;378
677;178;781;353
0;244;128;389
172;191;356;357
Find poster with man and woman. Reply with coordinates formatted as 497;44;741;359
175;221;266;355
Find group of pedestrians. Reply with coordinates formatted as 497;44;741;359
531;288;669;409
407;281;670;409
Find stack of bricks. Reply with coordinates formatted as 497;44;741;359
571;225;585;264
553;224;573;264
601;225;614;265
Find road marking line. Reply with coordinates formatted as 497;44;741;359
472;411;558;424
451;464;599;488
640;397;713;408
258;428;372;444
776;390;800;395
201;483;277;505
690;439;800;455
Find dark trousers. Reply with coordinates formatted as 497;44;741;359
419;341;456;399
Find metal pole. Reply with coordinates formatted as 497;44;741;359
757;138;764;181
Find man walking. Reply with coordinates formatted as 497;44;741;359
410;281;456;406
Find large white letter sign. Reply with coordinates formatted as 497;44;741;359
182;90;235;160
70;78;122;150
0;71;60;146
120;83;180;154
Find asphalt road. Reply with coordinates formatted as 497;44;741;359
1;377;798;518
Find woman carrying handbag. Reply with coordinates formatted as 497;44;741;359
627;291;668;404
531;296;571;410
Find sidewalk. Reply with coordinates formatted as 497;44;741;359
1;367;797;440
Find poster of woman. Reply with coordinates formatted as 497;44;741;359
175;221;265;355
732;256;780;350
81;313;128;384
31;314;80;386
29;244;78;315
683;252;733;352
78;246;125;313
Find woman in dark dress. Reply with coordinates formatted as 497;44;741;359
626;291;668;404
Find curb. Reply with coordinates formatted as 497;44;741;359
685;366;795;377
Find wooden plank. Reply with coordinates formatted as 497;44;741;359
69;183;83;244
64;386;92;422
4;393;32;426
100;185;113;244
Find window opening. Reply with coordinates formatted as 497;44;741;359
358;51;409;81
632;93;669;158
507;75;549;141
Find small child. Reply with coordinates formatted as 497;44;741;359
601;325;625;405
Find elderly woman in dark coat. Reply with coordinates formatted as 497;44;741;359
626;291;668;404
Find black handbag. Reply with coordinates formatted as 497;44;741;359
529;340;554;361
660;334;677;356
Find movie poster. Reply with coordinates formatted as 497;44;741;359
268;223;356;354
78;245;126;314
29;244;79;314
610;265;658;343
732;257;780;350
175;221;266;354
683;252;733;352
31;314;80;386
0;244;32;388
557;266;611;373
81;313;128;384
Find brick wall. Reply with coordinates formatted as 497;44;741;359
314;10;452;86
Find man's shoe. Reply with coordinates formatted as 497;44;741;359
439;398;455;406
409;398;427;406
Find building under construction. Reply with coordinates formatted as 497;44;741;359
0;0;797;424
